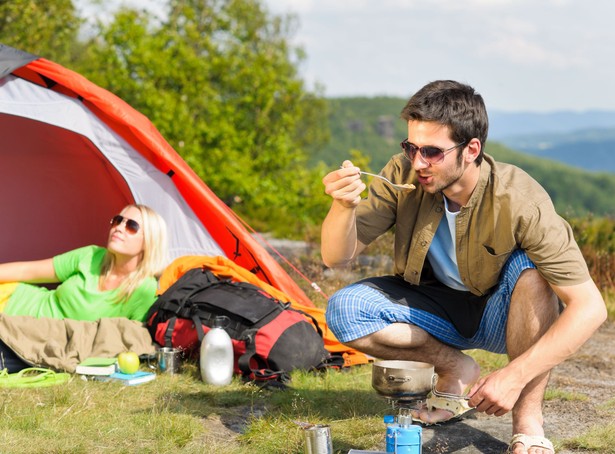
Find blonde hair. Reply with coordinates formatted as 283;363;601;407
101;204;169;303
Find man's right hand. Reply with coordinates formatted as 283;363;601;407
322;160;366;208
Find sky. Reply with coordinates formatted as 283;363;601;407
80;0;615;113
262;0;615;113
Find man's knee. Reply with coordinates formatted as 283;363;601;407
511;269;559;320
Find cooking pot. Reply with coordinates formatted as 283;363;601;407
371;360;434;398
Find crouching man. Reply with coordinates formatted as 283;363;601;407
320;80;606;454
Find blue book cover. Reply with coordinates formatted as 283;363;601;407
107;371;156;386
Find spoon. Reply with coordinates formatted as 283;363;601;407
360;171;415;192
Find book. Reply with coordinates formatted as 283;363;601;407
104;371;156;386
75;357;118;376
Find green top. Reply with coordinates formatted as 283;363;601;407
4;245;157;322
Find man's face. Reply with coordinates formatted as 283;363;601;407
406;120;468;195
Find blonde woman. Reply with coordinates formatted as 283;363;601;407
0;204;168;322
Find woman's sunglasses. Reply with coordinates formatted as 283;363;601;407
400;139;468;165
110;215;140;235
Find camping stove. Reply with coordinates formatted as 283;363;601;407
383;394;428;412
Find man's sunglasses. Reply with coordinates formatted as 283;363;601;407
400;139;468;165
110;215;140;235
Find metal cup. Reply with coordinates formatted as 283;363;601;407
156;347;181;374
304;424;333;454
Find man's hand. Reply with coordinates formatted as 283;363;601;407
467;367;526;416
322;160;365;208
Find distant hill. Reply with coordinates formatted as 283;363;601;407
498;128;615;173
312;97;615;217
488;110;615;140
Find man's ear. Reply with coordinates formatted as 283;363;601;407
465;138;481;164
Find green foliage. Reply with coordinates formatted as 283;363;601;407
309;96;409;170
0;0;82;63
71;0;330;238
567;216;615;291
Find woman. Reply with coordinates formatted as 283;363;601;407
0;204;168;322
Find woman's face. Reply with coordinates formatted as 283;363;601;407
106;206;145;260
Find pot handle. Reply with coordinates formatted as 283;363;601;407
386;374;412;383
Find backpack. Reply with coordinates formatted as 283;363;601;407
146;266;337;382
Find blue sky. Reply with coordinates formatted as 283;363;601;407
80;0;615;113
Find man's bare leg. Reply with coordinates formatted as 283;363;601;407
348;322;480;423
507;270;559;454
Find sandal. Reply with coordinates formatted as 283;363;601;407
508;434;555;453
0;367;71;388
411;376;475;426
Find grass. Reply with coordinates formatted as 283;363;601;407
561;424;615;453
4;351;611;453
0;364;393;454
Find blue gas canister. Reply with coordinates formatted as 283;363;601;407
385;423;422;454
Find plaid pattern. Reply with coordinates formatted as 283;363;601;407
325;249;535;354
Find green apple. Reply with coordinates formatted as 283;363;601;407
117;351;140;374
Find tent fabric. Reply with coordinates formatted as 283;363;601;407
0;43;310;306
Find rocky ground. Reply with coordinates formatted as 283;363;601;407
419;321;615;453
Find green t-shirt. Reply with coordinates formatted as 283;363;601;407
5;245;157;322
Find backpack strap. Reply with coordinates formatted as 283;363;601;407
237;329;287;381
163;316;178;348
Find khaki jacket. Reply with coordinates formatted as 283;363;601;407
356;154;590;296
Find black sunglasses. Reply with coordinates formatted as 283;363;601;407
110;215;140;235
400;139;468;165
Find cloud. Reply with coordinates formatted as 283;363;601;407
478;34;587;69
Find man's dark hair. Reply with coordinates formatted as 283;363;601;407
400;80;489;165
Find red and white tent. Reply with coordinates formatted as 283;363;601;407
0;44;313;307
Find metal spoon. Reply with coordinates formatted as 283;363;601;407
360;171;415;192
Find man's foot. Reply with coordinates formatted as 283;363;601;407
508;434;554;454
411;354;480;424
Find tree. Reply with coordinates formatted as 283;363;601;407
77;0;330;236
0;0;82;64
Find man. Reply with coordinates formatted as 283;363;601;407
321;80;606;454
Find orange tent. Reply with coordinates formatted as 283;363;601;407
0;44;368;367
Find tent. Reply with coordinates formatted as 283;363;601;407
0;43;312;305
0;44;368;365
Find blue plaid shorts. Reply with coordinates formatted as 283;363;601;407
325;249;535;354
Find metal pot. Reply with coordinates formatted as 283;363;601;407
371;360;434;398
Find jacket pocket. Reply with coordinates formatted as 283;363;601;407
481;244;513;269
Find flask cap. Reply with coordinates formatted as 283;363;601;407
213;315;230;329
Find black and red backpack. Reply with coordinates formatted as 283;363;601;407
146;265;339;382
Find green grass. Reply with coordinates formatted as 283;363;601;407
0;364;392;454
544;388;589;402
561;423;615;453
2;345;613;453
